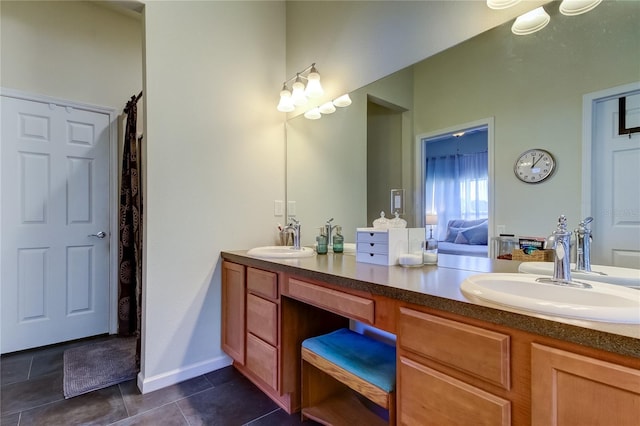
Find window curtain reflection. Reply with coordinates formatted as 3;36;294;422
425;151;488;240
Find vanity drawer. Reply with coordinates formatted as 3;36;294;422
356;242;389;255
399;356;511;426
247;293;278;346
399;307;510;389
285;278;375;324
356;230;389;244
246;333;278;390
247;267;278;300
356;251;390;266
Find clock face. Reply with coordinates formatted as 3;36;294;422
514;149;555;183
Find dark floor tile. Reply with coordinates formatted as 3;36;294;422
120;375;212;416
0;372;63;415
109;402;188;426
177;375;279;426
30;350;64;379
0;412;20;426
19;384;128;426
0;354;32;385
204;365;243;387
245;408;314;425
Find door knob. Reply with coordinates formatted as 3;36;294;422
88;231;107;239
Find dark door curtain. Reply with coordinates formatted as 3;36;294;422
118;92;143;369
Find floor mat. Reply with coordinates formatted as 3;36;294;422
63;337;137;399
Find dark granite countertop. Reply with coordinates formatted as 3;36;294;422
221;251;640;359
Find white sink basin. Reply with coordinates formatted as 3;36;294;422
460;273;640;324
247;246;315;259
518;262;640;288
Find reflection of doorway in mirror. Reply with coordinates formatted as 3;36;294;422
590;87;640;269
421;124;490;258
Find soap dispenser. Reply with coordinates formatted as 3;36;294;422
316;227;328;255
333;226;344;253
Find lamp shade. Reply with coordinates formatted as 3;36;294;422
511;7;550;35
487;0;521;10
559;0;602;16
291;76;308;106
305;65;324;98
426;214;438;226
304;107;321;120
333;94;352;107
319;101;336;114
277;86;295;112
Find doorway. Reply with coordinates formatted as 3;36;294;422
583;83;640;268
0;90;118;353
416;118;495;257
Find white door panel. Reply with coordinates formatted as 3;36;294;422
592;92;640;268
1;95;111;353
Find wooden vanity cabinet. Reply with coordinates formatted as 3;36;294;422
221;261;245;365
221;261;348;413
222;256;640;423
531;343;640;426
397;307;512;426
245;267;280;392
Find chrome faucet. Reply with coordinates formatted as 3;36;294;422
574;217;593;272
284;218;302;250
325;218;334;248
536;215;592;289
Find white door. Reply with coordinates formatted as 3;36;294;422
591;90;640;268
1;94;112;353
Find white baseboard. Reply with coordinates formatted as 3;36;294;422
136;354;233;394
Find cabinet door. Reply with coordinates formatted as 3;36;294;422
532;343;640;426
399;356;511;426
221;261;245;364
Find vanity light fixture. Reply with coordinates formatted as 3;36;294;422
276;63;324;112
511;6;550;35
507;0;602;37
303;93;352;120
559;0;602;16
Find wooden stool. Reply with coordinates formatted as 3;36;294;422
301;328;396;426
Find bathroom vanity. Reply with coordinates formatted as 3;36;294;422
220;251;640;425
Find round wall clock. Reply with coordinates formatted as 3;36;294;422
514;148;556;183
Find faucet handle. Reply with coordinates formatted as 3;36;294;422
579;216;593;228
326;217;334;225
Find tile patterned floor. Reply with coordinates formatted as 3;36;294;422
1;336;311;425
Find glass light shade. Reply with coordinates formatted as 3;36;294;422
277;88;295;112
511;7;550;35
333;94;352;107
319;101;336;114
291;77;308;106
425;214;438;226
487;0;521;10
559;0;602;16
305;68;324;98
304;107;322;120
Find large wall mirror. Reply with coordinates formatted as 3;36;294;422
286;1;639;257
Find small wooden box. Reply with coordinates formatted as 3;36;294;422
511;249;554;262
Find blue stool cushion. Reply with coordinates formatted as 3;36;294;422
302;328;396;392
